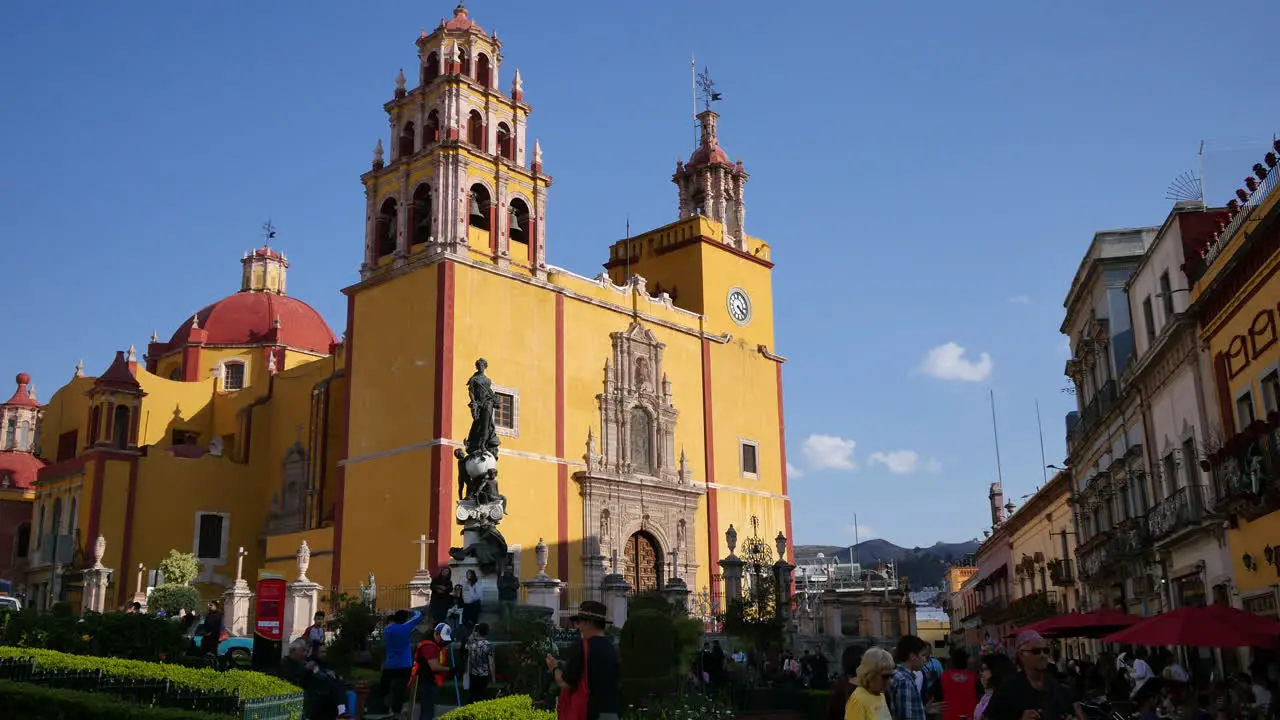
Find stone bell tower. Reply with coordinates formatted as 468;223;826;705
673;109;749;248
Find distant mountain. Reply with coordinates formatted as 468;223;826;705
794;539;980;589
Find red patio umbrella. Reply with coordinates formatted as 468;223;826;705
1102;604;1280;648
1011;608;1141;639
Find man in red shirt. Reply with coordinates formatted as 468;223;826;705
409;623;453;720
939;649;979;720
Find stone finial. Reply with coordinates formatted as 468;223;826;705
535;537;549;578
235;546;247;582
395;68;406;92
679;447;690;483
272;315;281;329
296;540;312;582
533;139;542;166
267;351;278;376
191;313;200;330
92;535;107;569
373;139;385;169
512;68;523;96
27;384;36;402
150;330;159;343
725;524;738;554
74;360;84;378
127;344;137;363
420;29;427;39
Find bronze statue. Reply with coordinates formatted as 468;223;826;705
464;358;500;458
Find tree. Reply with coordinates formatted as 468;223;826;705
158;550;199;586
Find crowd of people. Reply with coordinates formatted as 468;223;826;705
824;631;1279;720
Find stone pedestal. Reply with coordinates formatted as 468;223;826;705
662;577;691;613
524;574;562;614
773;559;795;623
282;580;322;656
601;572;631;627
82;567;111;614
718;554;745;604
131;563;149;612
822;592;843;637
580;553;606;602
223;580;253;637
408;571;433;608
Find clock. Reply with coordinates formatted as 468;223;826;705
727;287;752;326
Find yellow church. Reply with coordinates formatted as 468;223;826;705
27;3;792;612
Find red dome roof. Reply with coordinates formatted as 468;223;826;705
0;451;43;490
168;292;336;354
3;374;39;408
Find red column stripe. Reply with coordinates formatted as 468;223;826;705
429;262;456;569
701;339;720;602
331;293;356;587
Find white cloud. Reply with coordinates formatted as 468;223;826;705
1007;295;1032;304
786;461;804;478
918;342;994;382
801;434;857;471
868;450;943;474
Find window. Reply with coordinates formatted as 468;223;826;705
468;184;491;230
376;198;398;258
493;388;518;437
112;405;130;448
1263;371;1280;414
222;361;245;391
168;367;182;381
1159;271;1175;320
3;420;13;450
1162;454;1178;496
1181;437;1199;488
1237;391;1256;427
171;429;199;447
1142;297;1156;346
194;512;227;561
740;439;759;478
15;522;30;559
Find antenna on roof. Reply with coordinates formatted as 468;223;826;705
1036;400;1048;486
690;55;697;151
1166;170;1204;204
990;389;1005;487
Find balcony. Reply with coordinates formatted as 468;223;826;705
978;596;1007;624
1147;485;1212;542
1210;421;1280;520
1068;379;1118;449
1048;558;1075;586
1007;591;1058;624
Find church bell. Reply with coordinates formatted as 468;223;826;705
508;208;524;233
469;195;487;225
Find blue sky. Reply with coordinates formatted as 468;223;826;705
2;1;1278;548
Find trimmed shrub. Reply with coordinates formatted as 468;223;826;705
0;679;228;719
438;694;556;720
0;647;299;699
0;607;188;660
147;585;203;616
619;609;680;704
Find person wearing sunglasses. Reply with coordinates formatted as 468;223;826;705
846;647;896;720
983;631;1084;720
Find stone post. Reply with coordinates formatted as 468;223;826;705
523;538;561;614
223;547;252;637
662;577;691;613
81;535;111;615
719;524;745;604
408;534;433;607
131;563;149;612
601;570;631;627
821;591;843;638
773;531;795;626
281;541;322;656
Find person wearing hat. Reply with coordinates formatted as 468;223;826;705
409;622;454;720
982;630;1083;720
545;600;621;720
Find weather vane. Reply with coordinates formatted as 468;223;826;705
696;66;722;113
261;219;277;246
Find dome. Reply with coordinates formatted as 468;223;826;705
0;451;43;490
168;292;336;355
3;373;38;408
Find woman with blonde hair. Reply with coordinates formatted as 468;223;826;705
846;647;895;720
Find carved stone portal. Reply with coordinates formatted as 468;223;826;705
575;320;704;600
266;442;307;535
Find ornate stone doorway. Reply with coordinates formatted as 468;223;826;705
623;531;663;592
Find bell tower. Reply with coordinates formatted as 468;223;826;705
359;2;553;280
673;109;749;248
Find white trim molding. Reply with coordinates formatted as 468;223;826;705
738;437;760;480
493;384;520;439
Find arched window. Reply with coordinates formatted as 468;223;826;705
169;367;182;381
376;198;399;257
425;110;440;144
112;405;130;448
3;419;13;449
629;406;652;472
475;53;492;87
422;52;439;84
458;48;470;76
692;191;707;217
221;360;246;391
88;406;101;445
68;498;77;537
51;498;62;537
496;122;513;161
411;184;433;245
509;198;530;244
15;522;30;559
398;122;416;160
468;184;491;231
18;421;30;451
467;110;485;149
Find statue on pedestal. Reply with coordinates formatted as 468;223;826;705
450;358;509;575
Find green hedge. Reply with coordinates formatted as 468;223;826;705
1;607;188;661
438;695;556;720
0;680;229;720
0;647;299;699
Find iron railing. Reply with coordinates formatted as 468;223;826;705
1203;163;1280;268
1048;558;1074;586
1146;485;1212;540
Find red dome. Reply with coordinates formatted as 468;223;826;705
0;451;43;490
168;292;336;354
3;373;38;408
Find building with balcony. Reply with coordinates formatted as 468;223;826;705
1189;141;1280;619
1005;470;1077;626
1125;200;1233;610
966;482;1014;651
1062;226;1165;615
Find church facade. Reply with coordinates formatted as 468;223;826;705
29;4;792;610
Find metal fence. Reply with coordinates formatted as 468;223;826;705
0;656;304;720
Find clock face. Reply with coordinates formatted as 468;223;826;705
727;288;752;326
